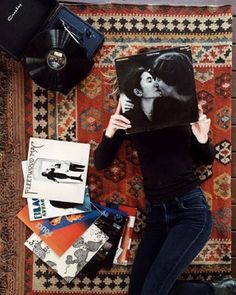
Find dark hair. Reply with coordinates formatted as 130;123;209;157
121;67;147;101
137;46;160;54
49;200;78;209
152;52;194;96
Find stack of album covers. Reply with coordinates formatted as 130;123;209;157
18;201;137;282
17;137;137;282
23;218;108;283
18;202;103;256
82;202;137;277
17;137;105;281
112;204;137;266
93;202;137;266
18;194;109;281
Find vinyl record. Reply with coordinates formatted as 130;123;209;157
24;29;94;93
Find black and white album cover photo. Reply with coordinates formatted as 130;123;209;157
115;46;199;134
22;137;90;204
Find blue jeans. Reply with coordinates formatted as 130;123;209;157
129;187;214;295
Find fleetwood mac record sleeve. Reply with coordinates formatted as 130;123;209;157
22;137;90;204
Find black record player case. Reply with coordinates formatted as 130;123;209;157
0;0;104;61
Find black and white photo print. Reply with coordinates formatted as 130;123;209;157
115;46;199;134
23;137;90;204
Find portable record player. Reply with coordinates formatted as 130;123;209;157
0;0;104;93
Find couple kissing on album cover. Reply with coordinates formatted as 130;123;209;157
115;46;199;134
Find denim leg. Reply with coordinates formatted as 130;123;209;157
129;205;167;295
141;193;213;295
169;280;215;295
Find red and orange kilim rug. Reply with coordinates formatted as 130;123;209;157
0;3;233;295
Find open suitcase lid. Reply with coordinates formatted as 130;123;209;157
0;0;58;60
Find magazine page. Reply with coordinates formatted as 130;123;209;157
17;205;101;256
24;224;108;283
22;137;90;203
115;46;199;134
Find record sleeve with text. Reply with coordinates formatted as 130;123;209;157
115;46;199;134
17;204;101;256
25;224;108;283
22;137;90;203
26;186;92;221
82;203;128;276
22;161;92;220
113;205;137;265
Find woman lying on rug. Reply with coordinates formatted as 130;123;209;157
94;56;236;295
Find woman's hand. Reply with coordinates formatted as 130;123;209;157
120;93;134;113
105;99;132;138
191;101;211;144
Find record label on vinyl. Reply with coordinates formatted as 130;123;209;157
47;49;67;71
24;29;94;94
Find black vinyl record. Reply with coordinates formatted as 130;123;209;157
24;29;94;93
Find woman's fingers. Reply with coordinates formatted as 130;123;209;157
198;114;207;121
115;99;122;114
203;118;211;128
119;93;134;113
111;114;131;125
105;99;132;138
123;102;135;112
198;100;206;117
112;123;131;129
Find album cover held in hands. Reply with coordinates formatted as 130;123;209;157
22;137;90;204
25;224;108;283
115;46;199;134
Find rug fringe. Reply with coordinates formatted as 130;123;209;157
0;58;9;151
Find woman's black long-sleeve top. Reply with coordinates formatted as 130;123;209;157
94;125;215;204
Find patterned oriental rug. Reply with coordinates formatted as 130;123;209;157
0;3;233;295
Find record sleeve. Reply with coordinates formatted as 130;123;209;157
17;204;102;256
82;203;128;277
22;137;90;204
22;161;92;220
25;224;108;283
115;46;199;134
